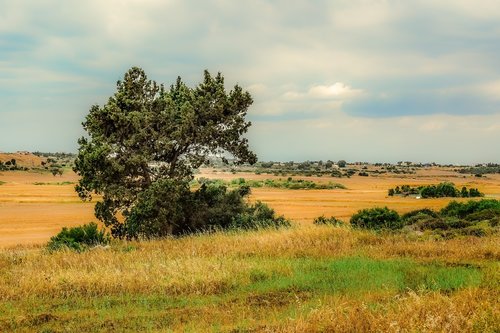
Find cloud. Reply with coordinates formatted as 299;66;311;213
308;83;363;99
0;1;499;162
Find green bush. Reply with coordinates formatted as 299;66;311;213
47;222;110;252
401;208;439;220
440;199;500;218
400;200;500;238
123;180;290;239
230;201;291;230
388;182;482;198
350;207;402;230
313;215;346;226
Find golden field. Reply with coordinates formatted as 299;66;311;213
1;167;500;247
0;167;499;332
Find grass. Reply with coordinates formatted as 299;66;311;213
0;225;498;332
0;180;5;186
33;181;74;185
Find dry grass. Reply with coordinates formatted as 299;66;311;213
2;168;500;246
0;168;499;331
0;225;498;332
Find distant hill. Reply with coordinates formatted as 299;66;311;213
0;151;47;168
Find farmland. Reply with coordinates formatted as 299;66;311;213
1;166;500;246
0;165;499;332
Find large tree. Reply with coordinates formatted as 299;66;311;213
74;67;257;237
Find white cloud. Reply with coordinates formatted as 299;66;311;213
308;83;363;99
282;82;362;101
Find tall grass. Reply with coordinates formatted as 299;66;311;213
0;225;498;332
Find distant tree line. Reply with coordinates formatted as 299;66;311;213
457;164;500;176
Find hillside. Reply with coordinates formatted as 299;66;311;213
0;152;46;168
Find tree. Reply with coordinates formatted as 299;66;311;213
337;160;346;168
74;67;258;238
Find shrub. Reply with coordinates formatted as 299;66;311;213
350;207;402;230
123;181;290;239
313;215;346;226
440;199;500;218
47;222;110;252
230;201;291;230
400;200;500;238
388;182;481;199
401;208;439;220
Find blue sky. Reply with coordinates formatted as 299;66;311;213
1;0;499;163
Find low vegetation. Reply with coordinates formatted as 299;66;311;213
312;215;346;226
458;164;500;176
350;207;403;230
0;225;498;332
197;177;346;190
33;181;74;186
47;222;110;252
330;199;499;239
388;182;483;198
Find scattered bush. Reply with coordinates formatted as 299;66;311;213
388;182;483;198
440;199;500;218
200;177;346;190
313;215;346;226
47;222;110;252
400;199;500;238
350;207;402;230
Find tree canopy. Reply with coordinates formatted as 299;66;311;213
74;67;258;237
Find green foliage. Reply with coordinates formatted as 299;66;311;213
47;222;110;252
350;207;402;230
122;182;289;239
33;181;74;186
0;181;5;186
440;199;500;218
313;215;346;226
199;177;346;190
388;182;483;198
401;199;500;238
458;165;500;175
230;201;291;230
401;208;439;220
74;67;257;238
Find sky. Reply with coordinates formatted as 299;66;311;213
1;0;500;164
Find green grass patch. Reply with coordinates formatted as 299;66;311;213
33;181;74;185
241;257;482;296
0;181;5;186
